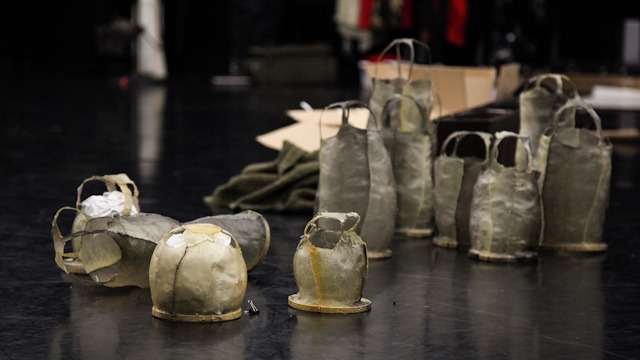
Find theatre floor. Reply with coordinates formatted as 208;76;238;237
1;74;639;360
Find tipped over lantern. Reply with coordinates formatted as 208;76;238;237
70;173;141;256
185;210;270;271
52;208;180;288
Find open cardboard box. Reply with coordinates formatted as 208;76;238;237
256;63;521;152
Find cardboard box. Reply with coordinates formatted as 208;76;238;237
256;63;521;152
363;62;521;116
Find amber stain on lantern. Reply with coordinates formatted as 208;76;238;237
309;245;324;305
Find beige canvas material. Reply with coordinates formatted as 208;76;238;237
538;100;612;251
52;208;180;287
368;38;437;156
516;74;579;171
149;224;247;322
433;131;492;248
468;131;541;262
380;93;435;236
185;210;270;272
289;212;370;313
315;101;396;258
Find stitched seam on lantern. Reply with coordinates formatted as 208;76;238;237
583;150;606;244
505;177;517;254
487;174;494;252
416;136;430;228
171;246;189;321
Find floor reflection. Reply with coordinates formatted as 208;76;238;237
50;286;152;359
424;246;475;356
50;284;245;359
467;260;540;359
133;83;167;184
536;253;606;359
463;252;605;359
290;309;368;359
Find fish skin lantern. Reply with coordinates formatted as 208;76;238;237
149;224;247;322
185;210;270;272
289;212;371;314
52;208;180;288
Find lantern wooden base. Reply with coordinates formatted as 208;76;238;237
152;306;242;323
367;249;392;259
288;294;371;314
468;249;537;263
396;227;434;238
432;236;459;248
539;242;608;252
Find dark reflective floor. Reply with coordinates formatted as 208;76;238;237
1;75;639;360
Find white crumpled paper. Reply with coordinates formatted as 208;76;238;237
80;191;139;218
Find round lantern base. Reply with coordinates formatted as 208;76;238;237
152;306;242;322
432;236;459;249
468;249;537;263
367;248;392;259
396;227;434;238
539;242;608;252
288;294;371;314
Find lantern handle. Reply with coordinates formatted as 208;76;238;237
75;173;140;216
440;131;493;164
319;100;378;140
51;206;105;273
373;38;432;82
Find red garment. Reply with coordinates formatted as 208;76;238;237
359;0;375;29
400;0;414;29
359;0;414;30
446;0;468;47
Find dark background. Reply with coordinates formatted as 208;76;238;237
2;1;640;359
1;0;639;80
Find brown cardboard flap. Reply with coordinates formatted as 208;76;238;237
257;63;510;152
285;108;369;127
496;63;522;100
256;117;367;152
364;62;497;115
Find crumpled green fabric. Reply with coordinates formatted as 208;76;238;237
204;141;319;212
538;100;612;251
469;131;541;262
516;74;578;170
433;131;492;248
315;101;396;258
380;94;435;237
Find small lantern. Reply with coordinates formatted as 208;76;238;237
288;212;371;314
149;224;247;322
52;209;180;288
